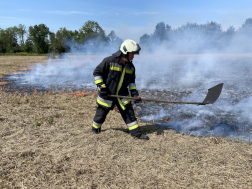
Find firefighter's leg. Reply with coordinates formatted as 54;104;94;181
117;102;149;140
92;105;110;134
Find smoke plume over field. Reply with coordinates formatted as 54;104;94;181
136;52;252;140
2;21;252;141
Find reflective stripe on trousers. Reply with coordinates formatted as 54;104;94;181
92;121;102;129
121;98;131;106
126;121;139;130
93;100;140;136
97;96;113;108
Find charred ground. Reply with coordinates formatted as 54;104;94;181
1;54;252;141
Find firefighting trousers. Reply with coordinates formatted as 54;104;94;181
92;101;142;137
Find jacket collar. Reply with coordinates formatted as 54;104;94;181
112;50;121;57
112;50;133;67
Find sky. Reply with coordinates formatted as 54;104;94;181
0;0;252;42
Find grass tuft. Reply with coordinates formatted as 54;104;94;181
35;121;41;126
20;151;35;158
48;117;53;124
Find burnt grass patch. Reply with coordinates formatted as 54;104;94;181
2;73;252;141
134;88;252;141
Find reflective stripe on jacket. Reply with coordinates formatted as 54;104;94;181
93;54;137;110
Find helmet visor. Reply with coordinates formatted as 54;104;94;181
132;44;141;54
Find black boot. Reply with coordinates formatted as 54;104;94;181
92;127;101;134
130;127;149;140
134;134;149;140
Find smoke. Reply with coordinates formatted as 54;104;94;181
9;40;123;91
6;22;252;141
233;96;252;124
137;52;252;141
141;109;168;121
12;54;97;91
133;21;252;141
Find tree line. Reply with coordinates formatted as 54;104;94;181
139;18;252;53
0;18;252;54
0;20;123;54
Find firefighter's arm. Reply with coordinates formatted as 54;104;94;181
128;65;136;91
93;59;109;97
129;67;142;103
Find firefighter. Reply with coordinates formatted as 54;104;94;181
92;39;149;140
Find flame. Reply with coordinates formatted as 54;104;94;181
187;120;203;127
11;66;35;75
0;81;9;92
69;91;88;97
113;106;120;113
69;90;93;97
21;89;28;93
0;81;10;86
160;117;169;122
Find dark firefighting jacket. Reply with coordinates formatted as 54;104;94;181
93;51;137;110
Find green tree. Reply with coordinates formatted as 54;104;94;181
173;23;201;42
235;18;252;52
0;28;6;53
152;22;167;43
17;24;26;49
0;26;20;53
108;30;116;42
49;32;57;54
79;20;102;40
55;27;73;52
139;33;151;45
24;37;33;52
29;24;50;53
107;30;122;47
239;18;252;37
200;21;222;50
69;30;79;42
226;26;235;35
139;33;152;51
165;24;172;41
201;21;222;37
218;26;235;49
79;20;107;51
241;18;252;29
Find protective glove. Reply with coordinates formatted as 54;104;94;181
97;83;108;99
134;96;142;103
131;89;142;103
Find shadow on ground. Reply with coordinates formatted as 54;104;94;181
102;124;171;136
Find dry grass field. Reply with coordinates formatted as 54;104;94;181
0;56;48;77
0;56;252;188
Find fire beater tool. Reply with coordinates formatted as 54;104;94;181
108;83;224;105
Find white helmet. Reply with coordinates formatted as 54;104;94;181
120;39;141;55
